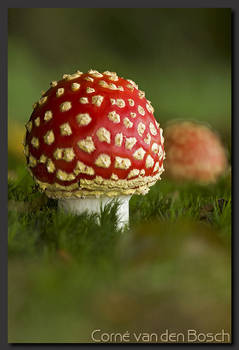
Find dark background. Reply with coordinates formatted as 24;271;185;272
8;8;231;150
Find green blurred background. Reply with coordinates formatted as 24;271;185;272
8;8;231;161
8;8;231;343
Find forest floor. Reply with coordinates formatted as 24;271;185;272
8;158;231;343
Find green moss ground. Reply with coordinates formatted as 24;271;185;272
8;159;231;343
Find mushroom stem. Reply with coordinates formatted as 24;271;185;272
58;195;131;229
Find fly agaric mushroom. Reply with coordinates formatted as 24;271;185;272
24;69;165;227
164;121;228;183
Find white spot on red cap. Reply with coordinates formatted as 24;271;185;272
74;161;95;176
54;148;63;160
44;130;55;145
95;154;111;168
86;87;95;94
60;123;72;136
39;154;47;163
63;148;75;162
38;96;47;106
150;122;157;136
71;82;80;91
138;105;145;116
34;117;40;127
158;145;164;160
96;127;111;144
44;110;53;122
115;156;131;169
79;97;89;104
146;103;154;114
151;143;159;154
138;90;145;99
116;99;125;108
127;84;134;90
88;69;103;78
124;118;133;128
128;169;140;179
24;145;29;157
31;137;39;149
103;71;117;78
108;111;120;123
84;76;94;82
66;72;82;80
29;154;37;167
127;79;138;89
145;155;154;168
77;136;95;153
153;161;159;172
125;137;137;150
46;159;55;173
60;101;72;112
133;147;146;160
56;170;75;181
111;173;119;180
137;122;146;136
92;95;104;107
26;121;32;133
56;88;64;97
99;80;108;88
109;83;117;90
50;81;57;87
108;75;118;82
144;133;151;144
115;133;123;147
160;128;164;143
76;113;92;126
140;169;145;176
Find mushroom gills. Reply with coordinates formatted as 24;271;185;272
58;195;132;229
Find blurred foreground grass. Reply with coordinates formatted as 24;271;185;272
8;153;231;343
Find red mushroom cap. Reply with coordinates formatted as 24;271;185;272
164;121;228;183
24;70;165;198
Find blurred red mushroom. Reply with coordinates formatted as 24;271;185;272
24;69;165;228
164;121;228;183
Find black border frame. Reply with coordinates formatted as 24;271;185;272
1;1;237;348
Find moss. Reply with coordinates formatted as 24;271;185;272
8;167;231;343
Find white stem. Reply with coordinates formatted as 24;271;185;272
58;196;131;229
